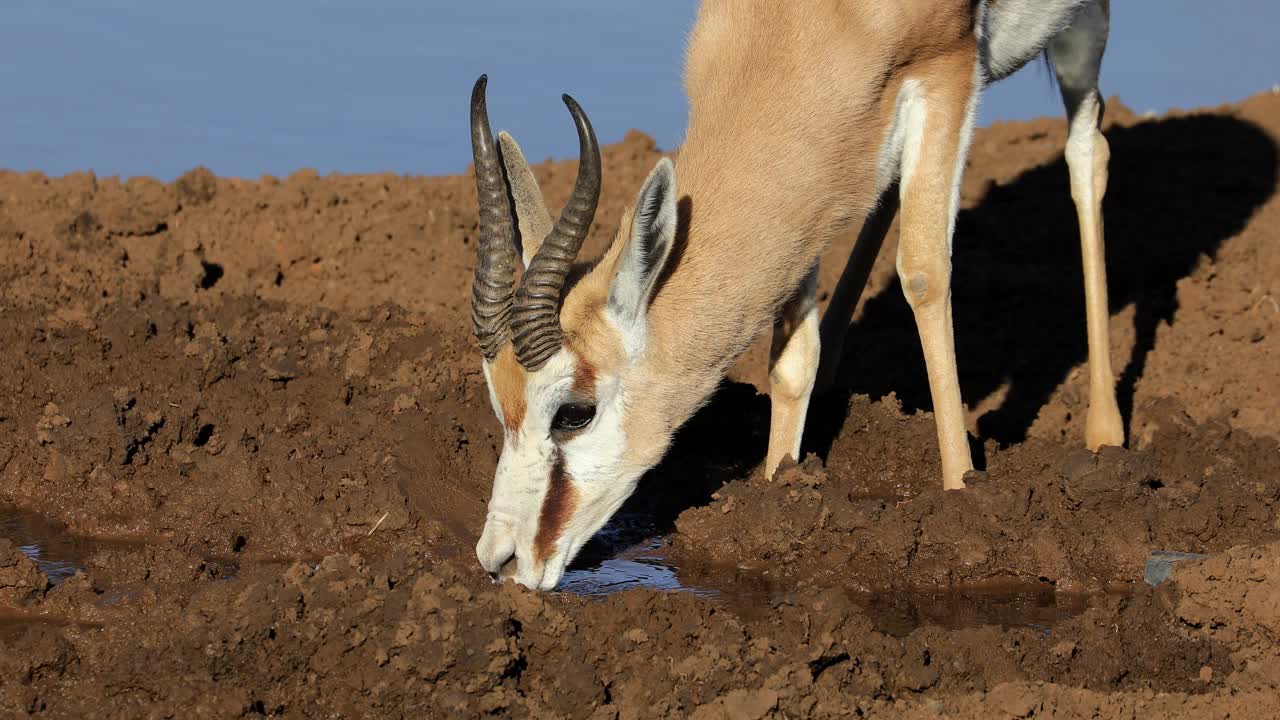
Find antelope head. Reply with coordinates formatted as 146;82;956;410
468;76;679;590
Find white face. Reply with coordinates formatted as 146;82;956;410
472;156;678;591
474;348;647;590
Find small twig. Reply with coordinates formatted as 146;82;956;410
367;511;390;536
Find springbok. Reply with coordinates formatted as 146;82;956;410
468;0;1121;589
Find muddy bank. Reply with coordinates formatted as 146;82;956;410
0;542;1276;718
0;89;1278;717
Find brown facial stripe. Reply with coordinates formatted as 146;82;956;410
534;451;578;563
489;346;526;433
572;357;597;398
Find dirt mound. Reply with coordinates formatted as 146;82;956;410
1165;541;1280;690
671;396;1280;591
1;89;1279;717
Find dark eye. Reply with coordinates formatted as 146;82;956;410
552;403;596;431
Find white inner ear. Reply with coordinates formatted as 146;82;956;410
498;131;553;267
607;158;677;356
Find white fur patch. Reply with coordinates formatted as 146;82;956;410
980;0;1091;81
481;360;503;427
608;158;678;361
1063;91;1101;203
876;78;925;196
947;60;983;250
892;80;929;198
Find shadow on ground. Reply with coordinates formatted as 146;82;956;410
808;112;1278;461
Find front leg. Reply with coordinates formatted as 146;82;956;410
895;50;980;490
766;266;820;478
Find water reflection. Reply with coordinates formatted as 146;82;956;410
558;510;723;599
559;537;720;600
555;507;1102;635
850;586;1096;638
0;505;139;586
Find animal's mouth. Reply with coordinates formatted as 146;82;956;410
497;555;519;582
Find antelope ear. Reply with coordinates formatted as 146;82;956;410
498;131;553;267
607;158;676;340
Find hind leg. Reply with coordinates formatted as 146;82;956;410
1049;0;1124;450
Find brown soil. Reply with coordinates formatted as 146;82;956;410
0;539;49;607
1;89;1278;717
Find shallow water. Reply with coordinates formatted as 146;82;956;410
0;505;139;586
850;586;1094;638
0;612;103;642
2;503;1095;636
557;510;723;600
553;509;1097;635
559;537;719;600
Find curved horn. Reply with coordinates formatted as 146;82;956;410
509;93;601;370
469;74;519;360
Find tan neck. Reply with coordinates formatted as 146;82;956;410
639;117;882;429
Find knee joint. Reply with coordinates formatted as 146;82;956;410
770;362;815;401
769;339;819;401
1065;128;1109;201
897;260;949;308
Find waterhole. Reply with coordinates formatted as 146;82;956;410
557;511;725;599
3;505;1097;637
0;505;141;586
555;510;1099;636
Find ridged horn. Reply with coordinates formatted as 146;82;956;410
469;74;518;361
509;93;601;370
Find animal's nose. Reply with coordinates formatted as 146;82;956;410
488;553;517;582
477;515;519;581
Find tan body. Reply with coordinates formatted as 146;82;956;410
468;0;1120;589
634;0;1119;484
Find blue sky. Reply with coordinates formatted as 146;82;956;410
1;1;1275;179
